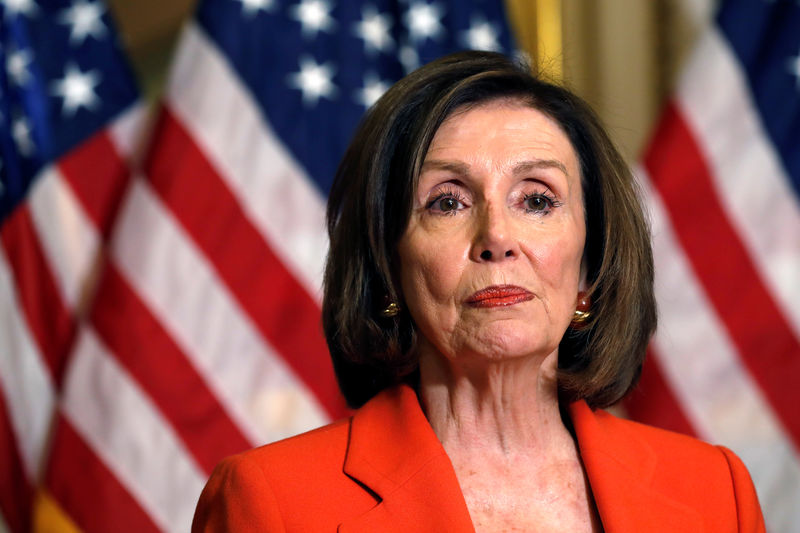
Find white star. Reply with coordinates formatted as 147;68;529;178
236;0;274;17
58;0;107;45
404;1;444;43
460;16;501;52
353;6;393;55
12;115;34;156
7;47;33;86
287;56;337;106
355;73;390;108
2;0;38;18
788;51;800;89
289;0;336;38
398;44;419;73
50;63;102;116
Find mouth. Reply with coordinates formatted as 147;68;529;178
465;285;534;308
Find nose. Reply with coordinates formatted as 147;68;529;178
470;202;519;262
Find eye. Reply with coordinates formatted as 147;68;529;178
522;192;561;214
426;189;467;214
436;196;462;212
525;195;550;211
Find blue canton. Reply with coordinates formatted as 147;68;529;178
196;0;516;195
0;0;138;223
717;0;800;196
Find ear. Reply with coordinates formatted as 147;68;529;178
575;291;591;313
576;263;590;312
578;261;589;293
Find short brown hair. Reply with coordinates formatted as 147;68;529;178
322;51;656;409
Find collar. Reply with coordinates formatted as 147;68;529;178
339;385;703;532
569;401;704;531
339;385;474;532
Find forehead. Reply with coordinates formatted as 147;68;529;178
424;99;579;174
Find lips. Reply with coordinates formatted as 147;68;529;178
465;285;534;308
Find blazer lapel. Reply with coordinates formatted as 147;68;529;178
339;385;475;532
569;401;704;532
338;387;704;532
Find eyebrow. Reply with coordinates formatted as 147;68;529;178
419;160;471;174
420;159;568;177
513;159;568;176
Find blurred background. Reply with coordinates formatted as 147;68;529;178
1;0;798;532
110;0;712;162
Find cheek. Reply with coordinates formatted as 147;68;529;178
526;228;585;289
555;213;586;279
400;246;461;306
397;224;471;319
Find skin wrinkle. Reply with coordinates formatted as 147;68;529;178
400;102;585;372
425;354;561;454
420;159;570;183
398;100;598;532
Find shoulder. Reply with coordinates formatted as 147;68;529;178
588;406;721;460
587;406;743;483
211;417;354;496
236;417;352;471
192;418;377;532
224;416;370;490
572;400;726;465
573;402;765;531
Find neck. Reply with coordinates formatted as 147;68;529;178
418;342;572;459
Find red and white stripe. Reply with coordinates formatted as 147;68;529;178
0;192;62;532
110;177;329;445
167;24;329;302
636;25;800;533
642;171;800;530
676;30;800;338
60;326;207;532
160;22;347;418
34;19;347;533
0;237;56;478
0;103;146;532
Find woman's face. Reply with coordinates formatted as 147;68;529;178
397;100;586;365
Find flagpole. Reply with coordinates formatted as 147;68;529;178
505;0;563;81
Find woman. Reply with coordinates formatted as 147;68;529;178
192;51;765;532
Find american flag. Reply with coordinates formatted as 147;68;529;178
2;0;514;531
0;0;797;532
0;0;143;531
624;1;800;531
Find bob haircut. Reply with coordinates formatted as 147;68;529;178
323;51;656;409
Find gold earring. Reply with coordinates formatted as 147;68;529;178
571;293;591;326
381;302;400;317
572;309;591;323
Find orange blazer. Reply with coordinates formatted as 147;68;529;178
192;385;765;532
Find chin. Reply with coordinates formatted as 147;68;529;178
465;327;555;361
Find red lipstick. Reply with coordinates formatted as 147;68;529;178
466;285;534;308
